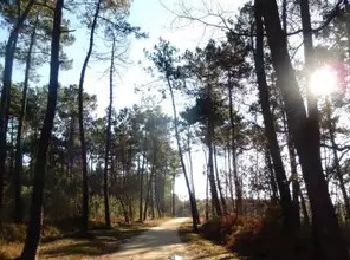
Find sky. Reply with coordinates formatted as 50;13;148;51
1;0;244;200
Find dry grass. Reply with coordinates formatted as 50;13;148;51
179;221;238;260
197;209;314;260
0;218;166;259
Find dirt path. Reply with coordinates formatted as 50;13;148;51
97;217;188;260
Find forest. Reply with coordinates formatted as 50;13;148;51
1;0;350;259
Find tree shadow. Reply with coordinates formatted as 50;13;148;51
41;227;182;258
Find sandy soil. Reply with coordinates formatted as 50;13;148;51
97;217;189;260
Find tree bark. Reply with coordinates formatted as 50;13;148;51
78;0;101;232
300;188;310;226
103;38;115;228
0;0;35;214
13;16;38;223
265;149;279;204
143;171;151;221
166;77;199;230
139;154;145;221
207;133;222;216
226;144;235;210
258;0;348;258
214;145;227;215
287;133;301;227
254;6;298;229
21;0;63;258
172;169;176;216
325;97;350;219
228;81;242;214
187;128;198;220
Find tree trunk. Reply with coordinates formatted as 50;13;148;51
214;145;227;215
300;188;310;226
104;38;115;228
325;97;350;219
13;16;38;223
144;142;157;221
166;77;199;231
78;0;101;232
226;144;235;211
206;173;209;221
21;1;63;258
206;91;222;217
187;128;198;222
173;169;176;217
265;149;279;204
254;6;298;229
287;133;301;227
227;83;242;214
258;0;348;258
143;172;151;221
139;154;145;221
207;139;222;216
0;0;35;215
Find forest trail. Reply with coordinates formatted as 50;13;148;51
98;217;188;260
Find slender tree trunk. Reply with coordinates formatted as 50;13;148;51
0;0;35;215
265;149;279;204
206;173;209;221
300;189;310;226
104;38;115;228
283;112;301;226
287;130;301;227
227;82;241;214
78;0;101;232
325;97;350;219
214;145;227;215
187;128;200;223
173;169;176;216
258;0;348;258
207;138;222;216
166;77;199;230
226;144;235;210
13;16;38;223
139;154;145;221
143;173;151;221
151;171;155;220
21;1;63;258
144;142;157;221
206;90;222;217
254;7;297;229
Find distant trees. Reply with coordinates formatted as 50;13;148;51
148;40;200;231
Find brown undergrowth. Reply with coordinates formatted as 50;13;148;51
199;208;313;260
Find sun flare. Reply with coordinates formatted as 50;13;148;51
310;66;338;96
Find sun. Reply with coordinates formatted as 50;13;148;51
310;66;338;96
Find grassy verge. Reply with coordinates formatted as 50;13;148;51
190;211;314;260
179;220;238;260
0;219;165;259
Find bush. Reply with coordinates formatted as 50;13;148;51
201;207;313;260
0;223;27;242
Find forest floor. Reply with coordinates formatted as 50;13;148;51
1;218;167;259
179;220;238;260
1;217;236;259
